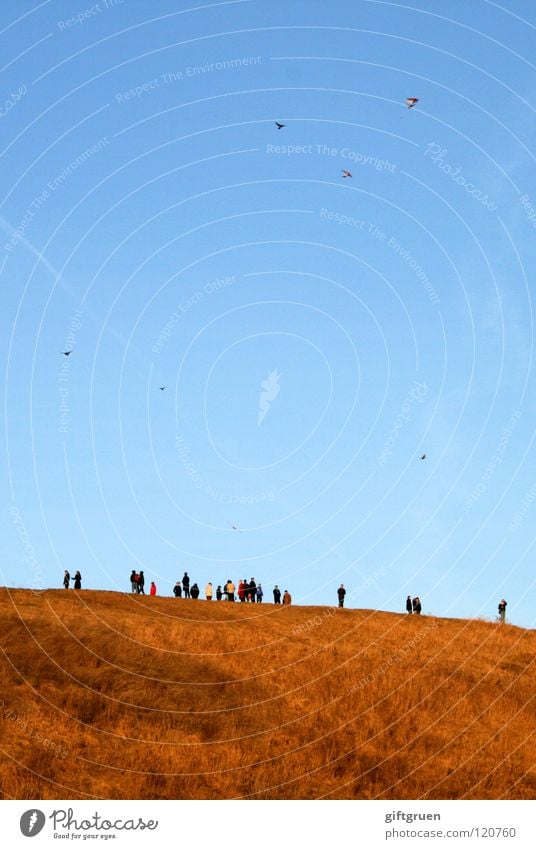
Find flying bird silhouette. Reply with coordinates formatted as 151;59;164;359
421;454;426;460
61;351;72;356
275;122;285;129
341;169;352;178
159;386;166;391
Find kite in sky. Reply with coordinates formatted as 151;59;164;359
61;351;72;356
275;122;285;129
405;97;419;109
341;169;352;178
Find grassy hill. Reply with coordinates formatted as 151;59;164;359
0;588;534;800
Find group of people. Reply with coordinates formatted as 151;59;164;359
64;571;509;622
406;595;422;615
63;570;82;589
170;573;291;604
129;571;157;595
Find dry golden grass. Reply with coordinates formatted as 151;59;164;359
0;588;534;800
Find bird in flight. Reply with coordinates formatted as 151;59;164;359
61;351;72;356
275;122;285;129
406;97;419;109
420;454;426;460
159;386;166;391
341;169;352;178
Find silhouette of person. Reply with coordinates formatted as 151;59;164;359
173;581;182;598
63;571;70;589
498;599;507;623
130;570;138;593
137;571;145;595
256;583;263;603
216;585;222;601
337;584;346;608
406;595;412;614
412;596;421;615
182;572;190;598
273;585;281;604
190;583;200;599
73;571;82;590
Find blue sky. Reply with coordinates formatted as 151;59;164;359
1;0;535;626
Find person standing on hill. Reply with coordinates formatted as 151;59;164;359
182;572;190;598
283;589;292;605
412;596;421;615
249;578;257;603
150;581;157;596
256;582;263;603
337;584;346;608
205;582;213;601
226;579;235;602
238;579;246;602
216;585;222;601
273;585;281;604
138;571;145;595
406;595;412;614
63;571;70;589
130;570;138;593
190;583;200;599
173;581;182;598
498;599;507;623
73;571;82;590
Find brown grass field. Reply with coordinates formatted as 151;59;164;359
0;588;534;800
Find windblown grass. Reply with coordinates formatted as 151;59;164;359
0;588;534;799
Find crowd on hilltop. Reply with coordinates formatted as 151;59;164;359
59;570;508;622
170;573;291;605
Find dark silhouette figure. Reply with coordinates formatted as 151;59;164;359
256;583;263;603
248;578;257;603
273;585;281;604
182;572;190;598
63;570;70;589
337;584;346;608
190;583;200;599
216;585;222;601
406;595;412;614
498;599;507;623
412;596;422;615
275;122;285;129
130;570;138;593
137;571;145;594
61;351;72;356
73;571;82;589
173;581;182;598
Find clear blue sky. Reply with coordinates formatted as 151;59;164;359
1;0;535;626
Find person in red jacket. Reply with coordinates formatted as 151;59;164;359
150;582;157;596
283;590;292;605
